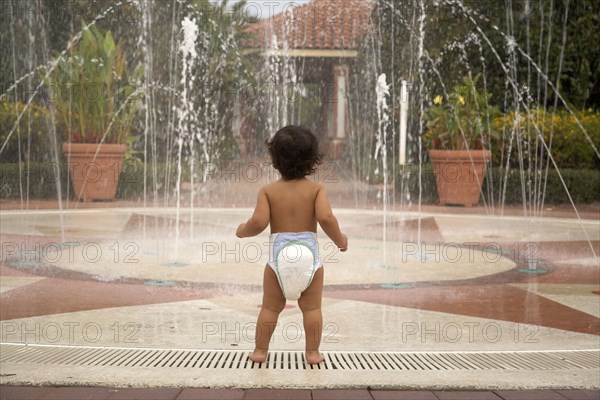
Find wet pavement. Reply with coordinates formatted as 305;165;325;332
1;164;598;390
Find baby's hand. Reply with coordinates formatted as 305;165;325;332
339;234;348;252
236;223;245;238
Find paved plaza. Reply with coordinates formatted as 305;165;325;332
0;164;598;390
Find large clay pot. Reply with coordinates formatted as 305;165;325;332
429;149;491;207
62;143;127;202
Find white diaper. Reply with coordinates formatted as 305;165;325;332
268;232;322;300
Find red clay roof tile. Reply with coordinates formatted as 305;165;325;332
244;0;376;50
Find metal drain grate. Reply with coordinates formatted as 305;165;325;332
1;343;598;371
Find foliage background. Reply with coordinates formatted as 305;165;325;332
0;0;598;205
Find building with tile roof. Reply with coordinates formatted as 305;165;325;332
235;0;377;158
244;0;375;54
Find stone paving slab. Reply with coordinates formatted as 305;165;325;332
1;387;599;400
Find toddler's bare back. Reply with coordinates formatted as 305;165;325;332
263;178;321;234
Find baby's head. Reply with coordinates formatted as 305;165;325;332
267;125;323;180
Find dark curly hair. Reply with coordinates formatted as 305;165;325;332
266;125;323;180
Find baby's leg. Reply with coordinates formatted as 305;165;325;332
249;265;286;363
298;267;324;364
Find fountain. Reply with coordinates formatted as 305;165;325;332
0;0;598;390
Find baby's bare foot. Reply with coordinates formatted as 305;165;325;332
249;350;268;363
306;351;324;365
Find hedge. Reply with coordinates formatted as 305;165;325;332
394;164;599;205
0;161;179;200
491;109;600;170
1;162;598;205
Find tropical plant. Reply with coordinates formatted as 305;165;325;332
47;23;141;144
424;74;501;150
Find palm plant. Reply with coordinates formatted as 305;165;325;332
49;23;140;144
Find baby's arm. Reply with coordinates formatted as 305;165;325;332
315;186;348;251
236;188;270;238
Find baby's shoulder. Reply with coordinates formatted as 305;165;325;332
261;180;285;198
303;180;325;202
310;180;325;192
262;180;281;192
308;179;325;191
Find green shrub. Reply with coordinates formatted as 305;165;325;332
393;164;599;205
0;101;52;163
0;161;224;200
492;109;600;170
2;161;597;206
548;169;600;204
115;160;179;199
394;164;438;204
0;162;68;199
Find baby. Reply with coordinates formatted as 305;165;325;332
236;125;348;365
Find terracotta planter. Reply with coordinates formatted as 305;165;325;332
429;149;491;207
62;143;127;202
